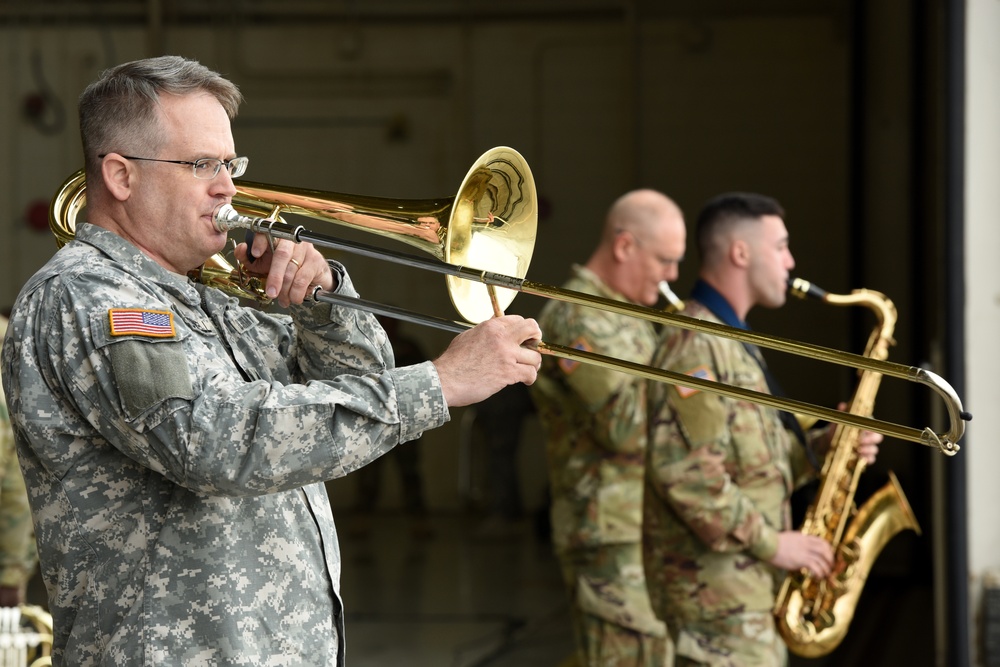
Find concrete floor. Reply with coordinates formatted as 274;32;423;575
338;510;938;667
337;511;573;667
22;510;938;666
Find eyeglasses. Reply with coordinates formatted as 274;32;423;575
99;154;249;180
618;228;682;268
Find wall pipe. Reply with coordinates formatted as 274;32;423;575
944;0;969;664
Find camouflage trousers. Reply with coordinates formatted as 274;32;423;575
668;611;786;667
558;542;673;667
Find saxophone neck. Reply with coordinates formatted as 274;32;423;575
787;277;897;360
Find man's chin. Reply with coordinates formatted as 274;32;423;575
209;233;230;255
184;238;230;275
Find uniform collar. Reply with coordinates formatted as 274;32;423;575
570;264;631;303
690;279;748;330
75;222;202;306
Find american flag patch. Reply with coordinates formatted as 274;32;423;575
558;336;592;375
108;309;176;338
676;365;715;399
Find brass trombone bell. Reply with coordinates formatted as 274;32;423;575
232;146;536;324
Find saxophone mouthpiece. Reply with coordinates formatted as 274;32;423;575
659;281;685;312
788;277;828;301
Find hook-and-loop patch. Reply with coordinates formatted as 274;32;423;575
108;309;176;338
676;365;716;399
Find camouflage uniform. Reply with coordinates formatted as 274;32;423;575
643;295;817;667
1;223;449;666
355;331;429;514
0;316;37;597
531;265;671;667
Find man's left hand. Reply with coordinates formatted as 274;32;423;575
815;401;882;466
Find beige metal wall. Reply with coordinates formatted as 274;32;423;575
6;0;993;661
0;7;862;513
9;6;1000;664
965;1;1000;664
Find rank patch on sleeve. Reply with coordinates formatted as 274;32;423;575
108;309;176;338
676;364;715;399
558;336;592;374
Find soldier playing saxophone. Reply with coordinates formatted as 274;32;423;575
642;193;881;667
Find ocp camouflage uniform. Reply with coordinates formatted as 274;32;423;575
531;265;671;667
1;223;450;666
643;299;819;667
0;316;37;597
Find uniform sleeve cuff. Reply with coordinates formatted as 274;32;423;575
288;261;355;327
391;361;450;442
749;524;779;562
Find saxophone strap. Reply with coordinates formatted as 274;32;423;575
687;279;817;467
742;342;821;469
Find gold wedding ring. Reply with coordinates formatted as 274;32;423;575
289;258;301;268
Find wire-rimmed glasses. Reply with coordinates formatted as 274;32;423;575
98;154;248;179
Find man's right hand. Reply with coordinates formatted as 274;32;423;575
433;315;543;407
768;531;834;578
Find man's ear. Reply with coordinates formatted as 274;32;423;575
101;154;132;202
611;230;635;263
730;238;750;268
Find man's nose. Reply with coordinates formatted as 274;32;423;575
212;170;238;198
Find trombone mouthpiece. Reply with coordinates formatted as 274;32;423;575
213;204;250;232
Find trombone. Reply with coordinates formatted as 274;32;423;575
52;147;970;454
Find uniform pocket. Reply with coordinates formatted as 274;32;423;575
91;310;194;421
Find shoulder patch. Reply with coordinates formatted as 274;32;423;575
558;336;592;375
108;309;176;338
676;364;716;399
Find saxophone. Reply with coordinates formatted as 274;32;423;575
773;278;921;658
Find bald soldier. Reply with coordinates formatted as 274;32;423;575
531;189;686;666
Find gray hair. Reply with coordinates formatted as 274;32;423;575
79;55;243;178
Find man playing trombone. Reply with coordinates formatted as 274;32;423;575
1;55;542;666
642;192;880;666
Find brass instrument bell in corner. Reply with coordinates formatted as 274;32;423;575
0;604;53;667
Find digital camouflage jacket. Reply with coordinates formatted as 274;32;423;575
2;223;449;666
